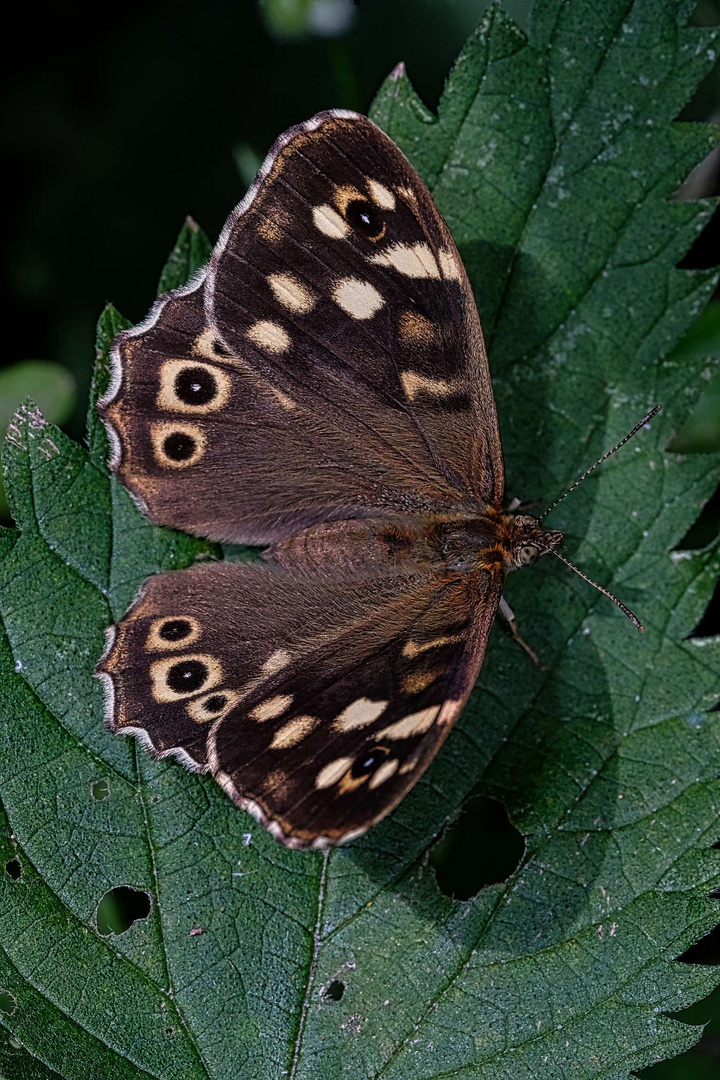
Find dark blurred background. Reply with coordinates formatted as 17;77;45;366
1;1;719;1076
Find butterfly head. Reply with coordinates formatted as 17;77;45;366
509;515;563;571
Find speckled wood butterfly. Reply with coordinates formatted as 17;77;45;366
96;110;652;849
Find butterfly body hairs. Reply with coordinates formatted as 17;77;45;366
96;110;642;850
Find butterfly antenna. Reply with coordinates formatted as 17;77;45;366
540;405;662;520
537;543;645;632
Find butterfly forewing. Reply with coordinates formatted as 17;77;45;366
104;281;462;544
208;112;503;504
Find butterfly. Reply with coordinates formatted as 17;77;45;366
96;109;647;850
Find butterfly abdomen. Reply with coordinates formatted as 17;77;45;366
272;518;428;574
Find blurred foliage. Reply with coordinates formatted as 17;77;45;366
0;361;75;518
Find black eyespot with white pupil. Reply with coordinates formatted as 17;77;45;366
159;618;193;642
351;745;390;779
346;199;384;239
162;432;196;461
174;366;217;406
166;660;208;694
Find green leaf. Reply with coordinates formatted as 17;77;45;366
669;301;720;453
1;3;720;1078
156;217;212;297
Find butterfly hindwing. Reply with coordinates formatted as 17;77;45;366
97;539;501;847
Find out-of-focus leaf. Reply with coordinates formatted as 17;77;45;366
0;361;76;520
0;362;75;435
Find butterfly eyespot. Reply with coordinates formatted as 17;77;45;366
345;199;385;240
162;432;197;462
151;422;207;469
186;688;240;723
146;614;202;652
351;745;391;779
159;618;193;642
174;366;218;406
165;659;209;694
202;694;228;714
212;338;231;357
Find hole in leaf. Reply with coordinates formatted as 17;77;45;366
689;575;720;640
674;485;720;550
432;795;525;900
91;779;110;801
96;886;151;936
678;919;720;965
5;858;22;881
0;991;16;1017
324;980;345;1001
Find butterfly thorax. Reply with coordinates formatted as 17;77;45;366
272;511;563;579
426;510;563;576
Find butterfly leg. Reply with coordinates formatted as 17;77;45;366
507;496;542;514
499;597;546;669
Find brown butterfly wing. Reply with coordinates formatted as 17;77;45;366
97;547;501;847
99;111;504;545
101;279;475;544
208;111;504;505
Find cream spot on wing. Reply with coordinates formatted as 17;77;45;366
313;204;349;239
377;706;439;740
271;715;318;749
270;387;297;411
263;649;292;675
333;278;385;320
268;273;315;314
193;327;228;361
398;311;439;345
315;756;353;789
247;320;290;354
402;635;464;658
157;359;231;414
151;422;207;470
187;689;241;723
371;242;440;279
401;670;442;694
251;694;294;721
437;696;462;726
367;180;396;210
368;758;399;789
399;751;421;775
146;615;202;652
334;697;388;732
149;654;222;703
401;371;463;400
397;184;418;205
439;246;463;281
